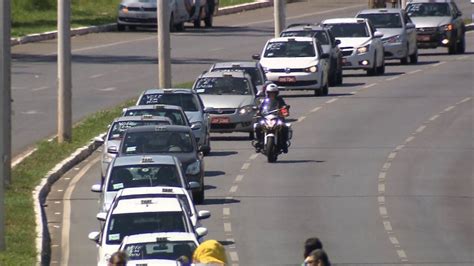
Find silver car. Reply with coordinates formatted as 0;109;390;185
192;71;257;137
122;104;191;127
357;8;418;64
96;115;172;179
136;89;211;155
208;61;267;93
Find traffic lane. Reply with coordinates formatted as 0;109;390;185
225;51;473;264
10;0;364;155
385;102;473;264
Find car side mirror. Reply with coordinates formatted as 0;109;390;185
96;212;107;221
320;53;330;59
190;123;201;130
335;39;341;46
88;232;100;243
107;146;118;154
197;210;211;220
373;31;384;38
91;184;102;193
406;23;415;29
188;181;200;190
195;227;208;238
252;54;261;60
94;136;104;144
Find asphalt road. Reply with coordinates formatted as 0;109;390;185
28;0;473;265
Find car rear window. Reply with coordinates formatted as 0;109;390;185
121;131;195;154
194;77;252;95
123;109;187;126
325;23;370;38
357;13;402;28
139;94;200;112
406;3;451;17
280;30;330;45
108;120;171;140
264;41;316;58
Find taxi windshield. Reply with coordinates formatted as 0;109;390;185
108;120;170;140
123;109;187;126
139;94;200;112
326;23;370;38
121;131;194;154
106;212;188;244
280;31;330;45
194;77;252;95
264;41;316;58
107;165;182;191
357;13;402;28
124;241;197;261
406;3;451;17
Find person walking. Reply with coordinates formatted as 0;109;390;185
303;249;331;266
303;237;323;258
192;239;228;265
108;251;128;266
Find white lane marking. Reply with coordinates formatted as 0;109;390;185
408;69;422;75
241;163;250;170
57;189;63;192
12;148;37;168
311;106;322;113
54;201;61;204
382;162;391;171
224;223;232;232
429;114;439;121
378;196;385;204
350;91;357;95
397;250;408;259
54;212;61;215
432;61;446;67
52;225;61;229
21;110;40;115
405;136;415;143
235;174;244;182
378;183;386;193
383;220;393;231
363;83;377;89
89;74;104;79
415;125;426;133
210;47;225;52
32;86;49;92
73;167;80;171
325;98;337;104
229;251;239;262
389;236;400;245
456;55;469;60
386;76;400;81
98;87;116;92
223;208;230;216
229;185;238;193
249;154;258;160
395;145;404;151
297;116;306;123
61;156;100;266
235;4;366;27
458;97;471;104
379;206;388;216
225;196;234;201
378;172;386;180
388;152;397;160
64;177;70;180
444;106;455;112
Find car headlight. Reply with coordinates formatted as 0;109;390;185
356;45;369;54
119;4;128;13
383;35;402;44
239;105;255;115
439;24;453;32
263;67;270;73
186;160;201;175
304;65;318;73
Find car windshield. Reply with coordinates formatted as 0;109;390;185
212;67;263;86
280;30;330;45
139;94;200;112
264;41;316;58
108;120;170;140
357;13;402;28
121;131;195;154
106;212;187;245
107;165;182;191
326;23;370;38
124;109;187;126
119;194;193;217
406;3;451;17
194;77;252;95
124;241;197;261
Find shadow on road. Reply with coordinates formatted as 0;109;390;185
211;136;250;141
328;93;353;97
204;185;217;191
205;170;226;177
420;51;474;57
275;159;325;164
207;151;238;157
202;198;240;205
219;240;235;246
336;82;365;87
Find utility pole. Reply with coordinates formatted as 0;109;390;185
0;0;12;251
157;0;171;88
401;0;407;9
368;0;375;8
58;0;72;143
274;0;286;38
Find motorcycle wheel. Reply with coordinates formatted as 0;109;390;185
266;136;278;163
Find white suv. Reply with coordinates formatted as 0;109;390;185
254;37;330;96
322;18;385;76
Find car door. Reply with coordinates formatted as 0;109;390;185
403;11;417;55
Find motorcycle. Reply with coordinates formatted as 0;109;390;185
252;106;292;163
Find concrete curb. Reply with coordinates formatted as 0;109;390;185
11;1;275;47
33;134;104;265
467;23;474;31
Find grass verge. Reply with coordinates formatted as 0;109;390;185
0;83;193;265
12;0;256;37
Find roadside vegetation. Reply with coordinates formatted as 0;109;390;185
0;83;193;264
12;0;254;37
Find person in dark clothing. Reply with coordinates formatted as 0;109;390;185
304;237;324;258
303;249;331;266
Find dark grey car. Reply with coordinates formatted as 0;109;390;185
117;125;205;204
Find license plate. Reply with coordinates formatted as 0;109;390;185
278;76;296;83
211;117;230;124
342;58;347;63
417;35;430;41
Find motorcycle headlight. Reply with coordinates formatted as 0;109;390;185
304;65;318;73
266;119;277;127
383;35;402;44
356;45;369;54
239;105;255;115
186;160;201;175
439;24;453;32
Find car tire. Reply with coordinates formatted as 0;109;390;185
456;35;465;54
367;56;377;76
169;13;177;32
400;45;409;65
335;66;343;85
176;21;185;32
204;10;213;28
376;59;385;75
193;183;205;204
328;61;337;86
409;48;418;64
249;131;255;140
448;38;457;54
128;25;136;31
117;23;125;32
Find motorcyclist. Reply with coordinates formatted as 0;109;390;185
254;83;290;153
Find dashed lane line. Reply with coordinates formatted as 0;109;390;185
325;98;338;104
224;223;232;233
32;86;49;92
89;74;104;79
229;251;239;262
363;83;377;89
229;185;238;193
223;208;230;216
311;106;322;113
415;125;426;133
432;61;446;67
443;106;455;112
386;76;400;81
297;116;306;123
407;69;422;75
429;114;439;121
235;174;244;182
241;162;250;170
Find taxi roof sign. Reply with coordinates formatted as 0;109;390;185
141;156;154;163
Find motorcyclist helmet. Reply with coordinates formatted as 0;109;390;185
266;83;279;95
